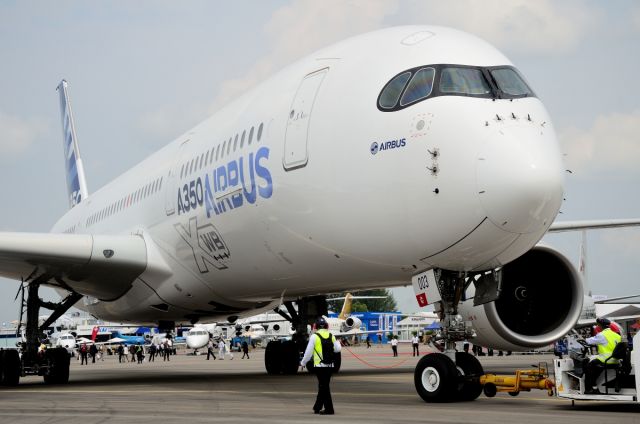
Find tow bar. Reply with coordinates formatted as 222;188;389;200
479;362;555;397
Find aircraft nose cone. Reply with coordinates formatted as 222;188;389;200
477;124;564;234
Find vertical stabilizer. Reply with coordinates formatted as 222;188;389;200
338;293;353;320
578;230;591;296
56;80;89;208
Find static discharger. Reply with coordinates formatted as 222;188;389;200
479;362;555;398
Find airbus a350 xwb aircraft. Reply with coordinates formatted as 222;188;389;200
0;25;638;401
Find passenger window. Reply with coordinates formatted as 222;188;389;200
490;68;534;97
379;72;411;109
257;123;263;141
242;130;247;146
440;67;491;95
399;67;435;106
233;135;238;152
227;137;232;155
248;126;254;145
215;144;220;160
205;150;210;165
221;141;226;158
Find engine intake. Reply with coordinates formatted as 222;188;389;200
460;245;583;350
343;316;362;332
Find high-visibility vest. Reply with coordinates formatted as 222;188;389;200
313;329;335;366
596;328;621;363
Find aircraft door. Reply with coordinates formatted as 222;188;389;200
283;68;329;170
164;140;190;215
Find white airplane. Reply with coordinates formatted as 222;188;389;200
49;332;76;353
0;25;639;400
324;293;387;334
185;324;220;350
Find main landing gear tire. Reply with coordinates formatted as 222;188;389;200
454;352;483;401
265;341;282;375
1;350;20;386
43;348;70;384
414;353;458;402
265;341;299;375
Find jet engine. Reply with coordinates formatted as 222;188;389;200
343;316;362;332
459;245;583;351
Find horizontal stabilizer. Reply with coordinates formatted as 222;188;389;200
0;232;147;300
549;219;640;233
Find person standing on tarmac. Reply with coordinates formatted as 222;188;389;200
207;338;216;360
411;333;420;356
300;317;342;415
390;336;398;357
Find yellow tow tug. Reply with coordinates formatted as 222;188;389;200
479;362;555;397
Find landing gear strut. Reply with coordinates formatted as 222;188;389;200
414;270;484;402
265;296;339;375
9;279;82;385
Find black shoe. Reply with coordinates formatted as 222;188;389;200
585;388;601;394
319;410;334;415
313;410;320;414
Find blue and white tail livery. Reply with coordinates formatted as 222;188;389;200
56;79;88;208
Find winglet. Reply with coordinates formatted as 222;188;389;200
57;80;89;208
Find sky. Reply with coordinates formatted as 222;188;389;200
0;0;639;323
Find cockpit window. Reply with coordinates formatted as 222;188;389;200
400;67;435;106
377;64;537;111
439;67;491;95
489;68;534;97
379;72;411;109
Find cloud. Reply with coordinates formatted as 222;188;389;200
137;105;208;143
209;0;398;112
408;0;595;54
559;110;640;179
0;112;47;158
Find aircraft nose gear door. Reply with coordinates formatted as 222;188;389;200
283;68;328;170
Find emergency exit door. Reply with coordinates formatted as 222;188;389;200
283;68;329;170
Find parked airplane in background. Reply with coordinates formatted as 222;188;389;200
49;332;76;352
325;293;387;334
185;324;220;350
0;25;638;400
111;331;146;346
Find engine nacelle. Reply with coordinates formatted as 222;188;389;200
459;245;583;351
343;316;362;332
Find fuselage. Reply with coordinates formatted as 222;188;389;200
51;26;564;325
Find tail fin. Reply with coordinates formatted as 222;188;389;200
56;80;88;208
338;293;353;320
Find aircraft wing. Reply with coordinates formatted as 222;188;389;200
0;232;148;300
333;329;383;338
548;219;640;233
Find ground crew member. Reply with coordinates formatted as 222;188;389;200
300;317;342;415
411;333;420;356
584;317;622;393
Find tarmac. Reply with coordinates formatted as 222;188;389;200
0;345;637;424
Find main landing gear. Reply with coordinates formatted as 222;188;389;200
264;296;341;375
414;270;486;402
4;279;82;385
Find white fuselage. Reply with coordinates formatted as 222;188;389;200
51;26;564;325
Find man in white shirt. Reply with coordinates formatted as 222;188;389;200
411;334;420;356
300;317;342;415
391;336;398;357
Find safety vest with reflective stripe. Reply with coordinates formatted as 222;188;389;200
596;328;621;363
313;329;336;367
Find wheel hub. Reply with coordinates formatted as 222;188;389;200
422;366;440;392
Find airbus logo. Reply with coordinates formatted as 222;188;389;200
370;138;407;155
